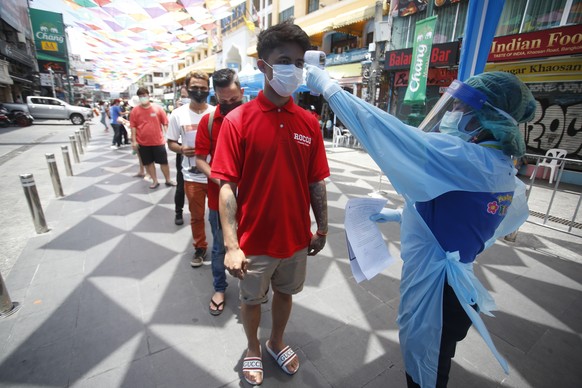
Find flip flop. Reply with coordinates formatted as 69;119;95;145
242;348;263;386
149;183;160;189
165;180;177;187
265;340;299;375
133;173;146;178
209;298;225;316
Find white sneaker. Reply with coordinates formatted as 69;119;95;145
110;145;119;150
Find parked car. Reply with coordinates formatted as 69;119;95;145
1;96;92;125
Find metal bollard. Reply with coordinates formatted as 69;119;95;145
85;123;92;140
20;174;50;234
0;273;20;319
61;146;73;176
45;153;64;198
80;128;88;147
74;130;84;155
69;135;80;163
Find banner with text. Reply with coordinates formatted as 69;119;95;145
29;8;68;60
404;16;437;104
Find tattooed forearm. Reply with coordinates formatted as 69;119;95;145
219;181;239;250
309;180;328;232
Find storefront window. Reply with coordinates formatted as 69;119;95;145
390;10;427;50
496;0;579;36
330;32;358;54
433;1;468;44
279;6;294;22
568;0;582;24
308;0;319;14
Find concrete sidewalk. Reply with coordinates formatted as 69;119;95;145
0;123;580;387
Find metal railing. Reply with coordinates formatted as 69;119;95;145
524;153;582;236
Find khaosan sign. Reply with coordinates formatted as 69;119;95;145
404;16;438;104
29;8;67;61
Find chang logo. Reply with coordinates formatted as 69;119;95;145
36;23;64;43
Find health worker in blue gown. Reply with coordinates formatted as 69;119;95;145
305;67;536;388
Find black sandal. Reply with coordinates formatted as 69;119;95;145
209;298;225;316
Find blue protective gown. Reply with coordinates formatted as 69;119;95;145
326;91;529;387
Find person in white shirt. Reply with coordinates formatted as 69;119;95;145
166;71;214;267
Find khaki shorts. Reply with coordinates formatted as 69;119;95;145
239;248;308;305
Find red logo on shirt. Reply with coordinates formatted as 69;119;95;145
293;133;312;146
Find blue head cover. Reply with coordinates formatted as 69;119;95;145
465;71;536;157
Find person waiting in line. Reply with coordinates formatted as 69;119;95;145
109;99;123;149
195;68;245;316
211;21;329;386
98;100;110;132
171;85;189;226
118;101;130;145
166;72;214;266
130;88;176;189
306;66;534;388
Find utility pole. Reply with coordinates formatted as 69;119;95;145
48;67;56;98
369;0;384;107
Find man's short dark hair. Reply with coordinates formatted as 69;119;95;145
136;87;149;96
185;71;210;88
257;20;311;60
212;68;241;89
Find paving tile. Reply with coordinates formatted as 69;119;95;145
70;356;156;388
0;337;73;387
70;321;149;382
3;300;78;353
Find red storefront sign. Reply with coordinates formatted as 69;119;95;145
385;42;459;71
488;25;582;62
394;68;458;87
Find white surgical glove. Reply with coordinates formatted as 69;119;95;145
369;208;402;223
305;64;342;100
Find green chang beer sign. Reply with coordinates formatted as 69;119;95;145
29;8;67;59
404;16;438;104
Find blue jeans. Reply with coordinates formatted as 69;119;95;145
209;209;227;292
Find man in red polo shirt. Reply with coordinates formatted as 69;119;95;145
195;68;245;316
211;21;329;386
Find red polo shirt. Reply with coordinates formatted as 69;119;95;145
195;106;224;211
211;91;330;258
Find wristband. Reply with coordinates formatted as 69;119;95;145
316;230;328;237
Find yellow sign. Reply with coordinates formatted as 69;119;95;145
485;58;582;83
41;41;58;51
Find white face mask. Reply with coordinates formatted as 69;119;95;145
262;60;303;97
180;97;191;105
439;111;481;141
139;96;149;105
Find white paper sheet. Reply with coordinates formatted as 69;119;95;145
345;198;395;282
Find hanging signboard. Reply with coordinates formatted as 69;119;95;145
404;16;438;104
488;25;582;62
29;8;68;60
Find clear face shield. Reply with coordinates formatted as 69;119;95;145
418;80;488;141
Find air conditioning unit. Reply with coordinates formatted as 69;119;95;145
17;32;26;43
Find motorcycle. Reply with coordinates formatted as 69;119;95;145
0;104;34;128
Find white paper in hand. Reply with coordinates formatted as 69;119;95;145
345;198;395;282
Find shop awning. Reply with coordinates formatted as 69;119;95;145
247;0;377;57
298;0;377;37
327;63;362;80
36;52;67;62
160;55;217;86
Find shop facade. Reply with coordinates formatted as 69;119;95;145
485;24;582;164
